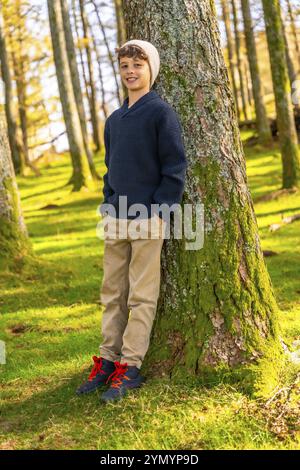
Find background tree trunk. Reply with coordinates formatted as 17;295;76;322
47;0;94;191
241;0;272;144
91;0;123;106
0;113;31;270
122;0;282;381
262;0;300;188
60;0;100;181
114;0;127;100
79;0;101;152
231;0;249;121
221;0;240;120
281;8;298;92
0;12;23;175
285;0;300;72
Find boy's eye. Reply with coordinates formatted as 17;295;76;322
121;63;142;68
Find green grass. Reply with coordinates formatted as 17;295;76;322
0;135;300;450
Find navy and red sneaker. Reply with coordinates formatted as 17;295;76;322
100;361;146;403
76;356;116;395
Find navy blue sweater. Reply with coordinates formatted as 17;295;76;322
100;89;187;220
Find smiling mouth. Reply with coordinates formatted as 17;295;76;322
126;77;138;82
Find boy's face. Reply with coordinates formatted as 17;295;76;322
119;56;151;92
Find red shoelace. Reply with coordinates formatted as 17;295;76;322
88;356;106;381
105;361;129;388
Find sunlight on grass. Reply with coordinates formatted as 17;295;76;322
0;141;300;450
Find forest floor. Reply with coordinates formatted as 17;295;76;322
0;131;300;450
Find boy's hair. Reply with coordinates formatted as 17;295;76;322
115;44;152;84
115;44;148;62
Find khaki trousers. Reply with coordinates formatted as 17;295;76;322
99;214;166;369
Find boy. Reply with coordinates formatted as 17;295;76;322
76;39;187;403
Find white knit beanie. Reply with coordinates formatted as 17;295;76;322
118;39;160;88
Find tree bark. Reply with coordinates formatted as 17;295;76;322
122;0;282;381
47;0;94;191
262;0;300;188
0;113;31;270
241;0;272;144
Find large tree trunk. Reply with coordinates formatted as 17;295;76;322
221;0;240;120
241;0;272;144
262;0;300;189
0;114;31;270
0;12;23;175
60;0;100;181
47;0;94;191
122;0;282;381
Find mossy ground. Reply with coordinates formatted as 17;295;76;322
0;133;300;450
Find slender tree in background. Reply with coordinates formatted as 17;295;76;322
90;0;122;106
231;0;249;121
47;0;94;191
262;0;300;188
0;114;31;270
285;0;300;71
114;0;127;100
4;1;40;176
122;0;282;381
0;10;23;175
221;0;240;120
114;0;126;47
241;0;272;144
281;7;297;88
244;56;253;108
79;0;101;152
89;22;109;119
71;0;90;113
60;0;100;180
